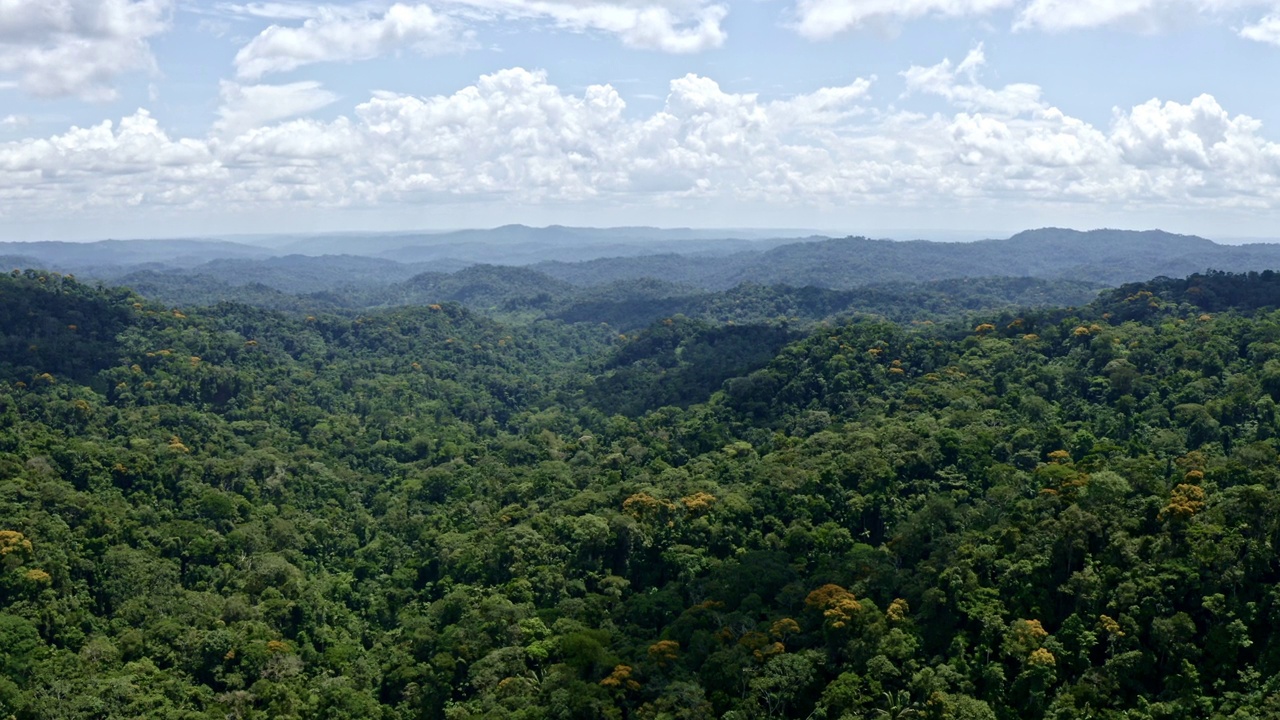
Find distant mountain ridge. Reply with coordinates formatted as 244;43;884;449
0;225;811;276
255;225;816;262
7;228;1280;309
0;238;271;272
532;228;1280;290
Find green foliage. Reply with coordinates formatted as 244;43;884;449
584;317;799;416
4;268;1280;718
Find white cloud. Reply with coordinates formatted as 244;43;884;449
0;0;171;101
217;1;343;21
235;3;458;80
769;78;874;125
903;45;1045;116
883;64;1119;202
1015;0;1174;31
0;110;210;173
791;0;1014;39
215;80;340;135
786;0;1280;39
906;49;1280;205
2;56;1279;226
445;0;729;52
232;0;727;79
0;110;221;212
1241;14;1280;43
1109;95;1280;203
344;68;635;200
1012;0;1280;32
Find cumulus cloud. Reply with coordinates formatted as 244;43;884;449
792;0;1014;40
235;3;458;80
2;56;1279;225
891;51;1120;198
446;0;728;52
1011;0;1273;31
904;48;1280;204
1016;0;1172;31
217;1;332;21
0;0;171;101
231;0;726;79
0;110;220;211
786;0;1279;39
1110;95;1280;204
903;44;1045;116
770;78;874;124
215;81;340;136
1241;14;1280;44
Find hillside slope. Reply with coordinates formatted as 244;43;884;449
3;271;1280;717
538;229;1280;290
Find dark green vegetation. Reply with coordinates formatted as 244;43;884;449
5;266;1280;719
113;265;1106;330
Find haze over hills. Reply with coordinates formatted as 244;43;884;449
0;239;272;273
7;228;1280;322
1;226;805;277
166;225;818;266
115;255;446;294
534;229;1280;290
5;226;1276;274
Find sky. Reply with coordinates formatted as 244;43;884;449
1;1;1280;242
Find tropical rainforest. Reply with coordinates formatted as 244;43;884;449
4;258;1280;720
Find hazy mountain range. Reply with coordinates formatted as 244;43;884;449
5;227;1280;325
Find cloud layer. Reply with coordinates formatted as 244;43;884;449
790;0;1280;39
2;0;1277;103
231;0;726;81
0;0;171;100
1241;14;1280;44
234;4;458;80
3;53;1278;229
793;0;1014;41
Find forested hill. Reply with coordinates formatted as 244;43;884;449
8;229;1280;307
111;264;1106;329
1097;269;1280;318
0;239;271;272
535;229;1280;289
5;269;1280;718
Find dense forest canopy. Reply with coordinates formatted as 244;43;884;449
3;266;1280;718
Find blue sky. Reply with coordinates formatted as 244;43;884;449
2;0;1280;241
